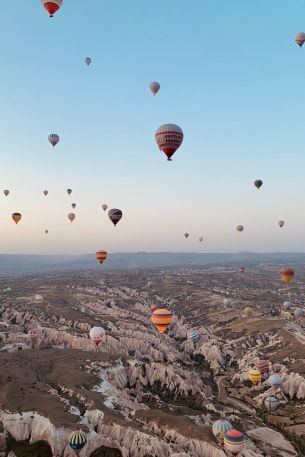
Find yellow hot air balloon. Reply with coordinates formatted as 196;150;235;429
151;308;173;334
248;368;261;385
279;267;294;284
244;307;252;317
12;213;21;224
96;251;108;264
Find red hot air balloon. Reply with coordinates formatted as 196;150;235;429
279;267;294;284
41;0;63;17
155;124;184;161
295;32;305;47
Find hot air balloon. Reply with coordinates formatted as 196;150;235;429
256;360;269;376
240;267;245;273
108;208;122;226
96;251;108;264
254;179;263;189
212;420;233;444
188;330;199;344
155;124;184;161
85;57;91;66
151;308;173;334
67;189;72;195
279;267;294;284
41;0;63;17
43;190;48;196
45;230;49;234
224;429;246;456
248;368;261;385
149;82;160;96
102;204;108;212
34;294;43;302
12;213;21;225
3;190;9;197
295;32;305;47
48;133;59;147
199;237;203;242
68;431;87;453
71;203;76;209
68;213;76;223
244;307;252;317
268;373;282;388
223;298;231;308
278;220;285;228
270;307;279;317
283;300;292;310
236;225;244;232
264;396;279;412
294;308;304;319
184;233;190;238
89;326;106;346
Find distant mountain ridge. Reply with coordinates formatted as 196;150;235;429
0;252;304;273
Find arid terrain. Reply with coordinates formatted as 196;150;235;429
0;265;305;456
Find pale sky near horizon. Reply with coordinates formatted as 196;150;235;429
0;1;305;254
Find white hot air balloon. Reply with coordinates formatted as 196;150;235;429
155;124;184;161
149;81;160;96
89;326;106;346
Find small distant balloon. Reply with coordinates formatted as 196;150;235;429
45;230;48;234
43;190;48;196
240;267;245;273
71;203;76;209
85;57;92;66
68;213;76;223
254;179;263;189
3;190;9;197
48;133;59;147
12;213;21;225
278;220;284;228
236;225;244;232
155;124;184;161
265;396;279;412
96;251;108;264
108;208;122;226
149;81;160;96
102;204;108;212
41;0;63;17
244;307;252;317
184;233;190;239
295;32;305;47
279;267;294;284
67;189;72;195
199;237;203;242
89;326;106;346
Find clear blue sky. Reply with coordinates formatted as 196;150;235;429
0;0;305;254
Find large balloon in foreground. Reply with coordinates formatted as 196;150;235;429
67;189;72;195
3;190;9;197
254;179;263;189
102;204;108;212
212;420;233;444
295;32;305;47
279;267;294;284
278;220;285;228
151;308;173;334
12;213;21;224
68;431;87;452
224;429;246;456
96;251;107;264
48;133;59;147
43;190;48;196
248;368;261;385
155;124;184;161
41;0;63;17
184;232;190;238
89;326;106;346
68;213;76;223
85;57;91;66
108;208;122;226
236;225;244;232
265;396;279;412
149;81;160;96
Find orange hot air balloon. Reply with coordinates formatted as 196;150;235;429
68;213;76;223
151;308;173;334
96;251;108;264
279;267;294;284
12;213;21;224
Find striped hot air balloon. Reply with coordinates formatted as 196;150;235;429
279;267;294;284
151;308;173;334
224;429;246;456
264;396;279;412
68;431;87;452
188;330;199;344
89;326;106;346
155;124;184;161
108;208;123;226
212;419;233;444
256;359;269;376
48;133;59;147
96;251;107;264
41;0;63;17
248;368;261;385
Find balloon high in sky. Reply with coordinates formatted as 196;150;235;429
1;1;305;254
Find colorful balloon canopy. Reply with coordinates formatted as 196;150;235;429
278;220;285;228
236;225;244;232
151;308;173;334
279;267;294;284
188;330;199;344
3;190;9;197
48;133;59;147
224;429;246;456
43;190;48;196
184;232;190;238
96;251;108;264
85;57;92;66
256;359;269;375
248;368;261;385
108;208;123;226
68;431;87;451
89;326;106;346
212;419;233;444
12;213;21;224
102;204;108;212
254;179;263;189
295;32;305;47
41;0;63;17
268;373;282;388
264;396;279;412
155;124;184;161
67;189;72;195
149;81;160;96
68;213;76;223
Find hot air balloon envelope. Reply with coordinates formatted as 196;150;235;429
149;81;160;95
254;179;263;189
12;213;21;224
108;208;122;226
96;251;108;264
155;124;184;161
68;431;87;451
224;429;246;455
48;133;59;146
151;308;173;334
295;32;305;47
212;420;233;444
89;326;106;346
279;267;294;284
